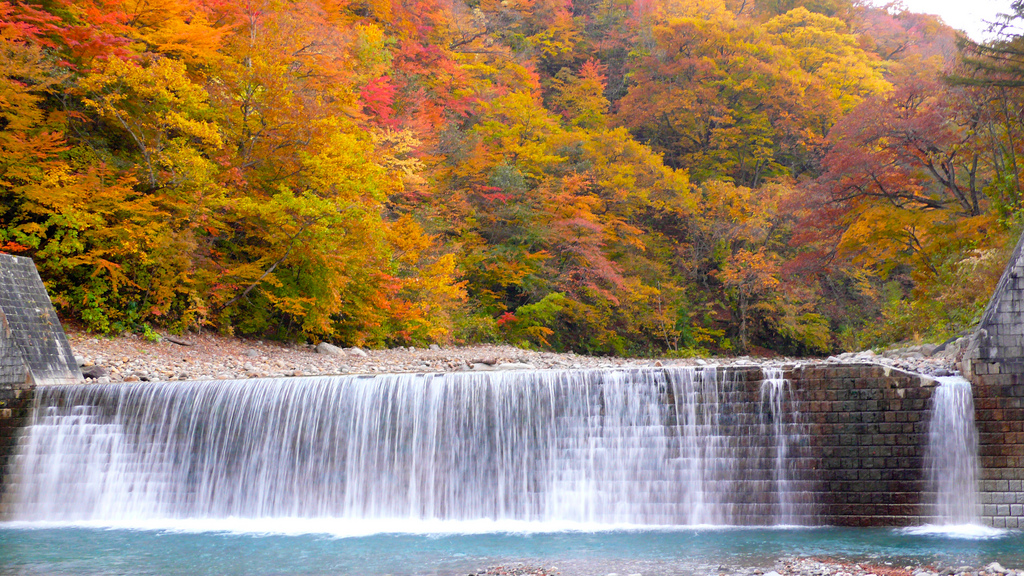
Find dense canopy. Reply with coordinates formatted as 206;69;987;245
1;0;1021;355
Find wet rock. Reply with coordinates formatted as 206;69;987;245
81;365;110;379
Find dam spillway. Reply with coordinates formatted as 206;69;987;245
1;362;1021;529
0;367;813;526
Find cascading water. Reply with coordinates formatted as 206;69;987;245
1;367;813;526
923;376;982;526
759;368;805;525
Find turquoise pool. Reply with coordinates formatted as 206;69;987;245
1;524;1021;576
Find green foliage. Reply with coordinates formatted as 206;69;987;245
500;292;568;348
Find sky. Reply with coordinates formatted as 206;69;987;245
871;0;1016;40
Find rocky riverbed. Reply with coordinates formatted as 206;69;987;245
66;329;965;383
471;559;1024;576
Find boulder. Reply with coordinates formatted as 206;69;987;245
81;365;110;379
495;362;535;370
316;342;345;356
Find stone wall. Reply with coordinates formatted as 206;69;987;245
963;230;1024;380
0;386;32;510
0;254;81;385
959;230;1024;528
788;363;1023;528
689;363;1018;527
972;375;1024;528
785;364;932;527
0;312;29;391
1;363;1020;527
0;316;32;508
0;254;82;508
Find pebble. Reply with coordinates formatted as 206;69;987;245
465;560;1022;576
65;329;964;384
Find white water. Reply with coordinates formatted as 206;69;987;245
2;368;811;527
922;376;982;527
760;368;804;525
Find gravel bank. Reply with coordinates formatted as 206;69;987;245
471;559;1024;576
65;329;962;383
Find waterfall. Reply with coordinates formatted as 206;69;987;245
923;376;981;525
2;367;813;526
759;368;804;525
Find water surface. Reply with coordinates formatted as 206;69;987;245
1;524;1021;576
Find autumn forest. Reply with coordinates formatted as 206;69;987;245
2;0;1023;356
